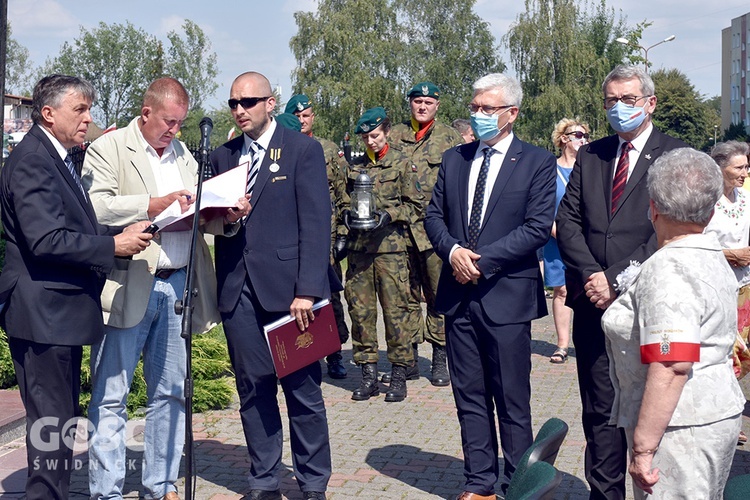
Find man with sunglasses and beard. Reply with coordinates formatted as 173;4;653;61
209;72;333;500
556;65;687;500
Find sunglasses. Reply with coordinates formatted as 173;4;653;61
566;131;589;140
228;96;271;110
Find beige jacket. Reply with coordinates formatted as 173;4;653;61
82;117;221;333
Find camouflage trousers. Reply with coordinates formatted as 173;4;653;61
406;246;445;346
345;251;414;366
329;253;350;344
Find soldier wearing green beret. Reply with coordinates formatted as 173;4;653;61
338;107;421;402
286;94;350;379
388;82;463;387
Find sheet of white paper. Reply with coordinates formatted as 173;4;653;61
152;162;249;229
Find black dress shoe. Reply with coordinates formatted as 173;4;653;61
302;492;326;499
243;490;282;500
326;358;347;379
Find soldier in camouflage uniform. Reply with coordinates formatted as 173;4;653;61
338;107;421;403
388;82;463;387
285;94;350;379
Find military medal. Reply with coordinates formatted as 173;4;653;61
269;148;281;172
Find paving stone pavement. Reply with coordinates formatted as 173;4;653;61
2;301;750;499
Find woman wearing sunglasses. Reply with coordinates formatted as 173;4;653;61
545;118;590;363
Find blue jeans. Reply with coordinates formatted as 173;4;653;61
88;270;187;499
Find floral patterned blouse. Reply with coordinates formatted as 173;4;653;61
602;233;745;430
704;188;750;287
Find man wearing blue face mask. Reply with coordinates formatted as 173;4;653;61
425;73;556;499
556;65;687;500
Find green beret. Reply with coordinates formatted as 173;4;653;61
356;107;387;134
284;94;312;114
276;113;301;132
407;81;440;99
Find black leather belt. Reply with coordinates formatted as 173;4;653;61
155;268;183;279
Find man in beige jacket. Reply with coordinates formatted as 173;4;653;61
82;77;248;500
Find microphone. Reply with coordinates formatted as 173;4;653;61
199;117;213;153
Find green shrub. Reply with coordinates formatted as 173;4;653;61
2;324;235;417
0;329;16;388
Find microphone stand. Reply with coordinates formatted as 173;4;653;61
175;117;212;500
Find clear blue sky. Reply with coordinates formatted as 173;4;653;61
8;0;750;116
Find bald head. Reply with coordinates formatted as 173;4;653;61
229;71;276;140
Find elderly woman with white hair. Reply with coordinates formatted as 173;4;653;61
602;148;745;499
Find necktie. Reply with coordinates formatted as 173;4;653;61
246;141;262;196
64;154;87;198
467;147;495;250
611;141;633;214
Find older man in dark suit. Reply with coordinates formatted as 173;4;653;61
0;74;151;499
425;73;556;500
556;65;688;500
209;72;332;500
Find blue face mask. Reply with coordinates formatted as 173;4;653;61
606;101;647;133
470;108;511;142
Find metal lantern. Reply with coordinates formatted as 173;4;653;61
349;170;377;230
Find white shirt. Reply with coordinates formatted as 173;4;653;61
449;132;515;262
241;118;277;168
703;188;750;286
137;125;191;270
39;126;69;163
467;132;515;224
615;123;653;181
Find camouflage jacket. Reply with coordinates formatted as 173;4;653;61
389;120;462;251
313;135;348;237
338;148;421;254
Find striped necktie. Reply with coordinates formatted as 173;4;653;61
246;141;262;196
467;147;495;250
611;141;633;214
64;154;87;198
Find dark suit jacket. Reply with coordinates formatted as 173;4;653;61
210;124;333;313
424;136;557;324
0;125;118;346
555;127;688;304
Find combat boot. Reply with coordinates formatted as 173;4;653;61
430;344;450;387
381;344;419;383
351;363;379;401
385;365;408;402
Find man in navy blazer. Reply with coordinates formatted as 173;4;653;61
425;73;556;500
210;72;332;500
556;65;688;500
0;74;151;499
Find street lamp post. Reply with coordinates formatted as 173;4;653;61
616;35;676;73
714;125;719;146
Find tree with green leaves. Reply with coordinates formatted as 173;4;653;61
290;0;406;144
43;21;164;127
392;0;505;121
650;68;719;151
4;23;33;95
166;20;218;112
504;0;636;148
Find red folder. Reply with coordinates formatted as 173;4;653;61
263;300;341;378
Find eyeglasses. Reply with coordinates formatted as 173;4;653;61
468;104;514;115
228;96;271;110
566;131;590;140
603;95;651;109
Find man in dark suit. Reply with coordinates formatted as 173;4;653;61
556;65;688;500
0;74;151;499
425;73;556;500
210;72;332;500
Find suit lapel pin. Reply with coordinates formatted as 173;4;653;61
269;148;282;172
645;154;652;160
510;157;517;162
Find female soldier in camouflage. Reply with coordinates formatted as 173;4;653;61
339;107;421;403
